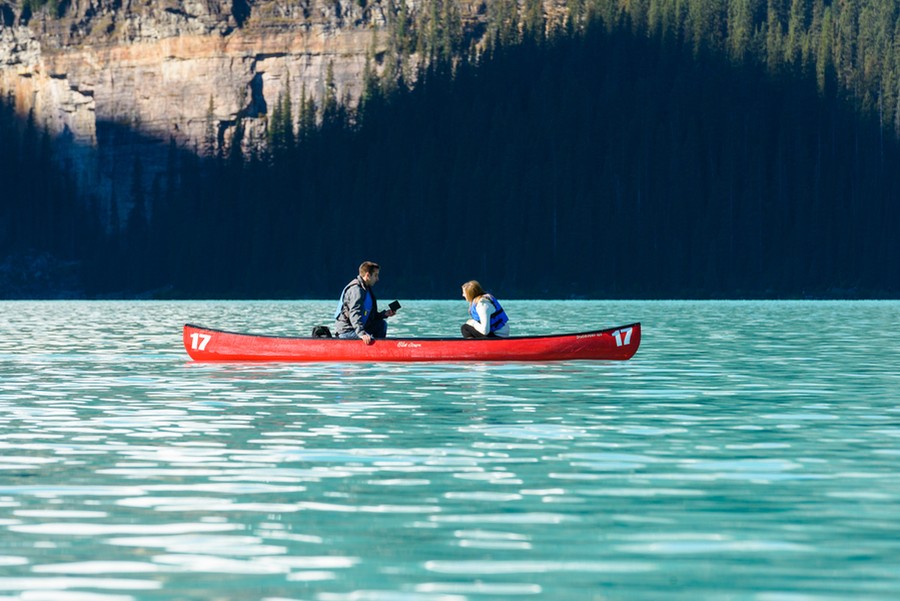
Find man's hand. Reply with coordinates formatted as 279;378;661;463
361;333;375;345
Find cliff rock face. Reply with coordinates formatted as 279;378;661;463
0;0;486;203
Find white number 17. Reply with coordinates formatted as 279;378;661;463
190;333;211;351
611;327;633;347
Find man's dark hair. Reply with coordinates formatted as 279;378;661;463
359;261;380;276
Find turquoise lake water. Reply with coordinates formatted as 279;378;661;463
0;300;898;600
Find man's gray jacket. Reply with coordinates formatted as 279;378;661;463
334;277;375;337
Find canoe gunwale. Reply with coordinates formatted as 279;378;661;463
183;322;640;343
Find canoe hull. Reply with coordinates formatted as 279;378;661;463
183;322;640;363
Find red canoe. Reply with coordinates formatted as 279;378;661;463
183;322;641;362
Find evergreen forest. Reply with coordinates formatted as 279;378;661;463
2;0;900;299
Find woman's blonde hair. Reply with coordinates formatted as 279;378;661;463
461;280;486;303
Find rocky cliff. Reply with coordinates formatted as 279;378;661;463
0;0;493;204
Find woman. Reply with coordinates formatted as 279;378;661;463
461;280;510;338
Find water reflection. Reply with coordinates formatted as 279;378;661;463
1;301;899;600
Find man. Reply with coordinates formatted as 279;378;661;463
334;261;396;345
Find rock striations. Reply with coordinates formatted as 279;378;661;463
0;0;490;202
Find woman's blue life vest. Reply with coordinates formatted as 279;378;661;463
334;279;373;324
469;294;509;332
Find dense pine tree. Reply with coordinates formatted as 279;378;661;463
3;0;900;298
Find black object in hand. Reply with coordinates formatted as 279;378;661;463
388;300;401;312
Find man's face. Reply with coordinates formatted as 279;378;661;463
363;269;380;286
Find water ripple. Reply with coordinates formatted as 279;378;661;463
1;300;899;600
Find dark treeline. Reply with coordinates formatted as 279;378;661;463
118;23;900;298
0;100;106;297
3;1;900;298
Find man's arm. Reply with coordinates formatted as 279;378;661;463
344;286;368;337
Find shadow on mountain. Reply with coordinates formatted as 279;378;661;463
3;22;899;299
0;105;195;298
